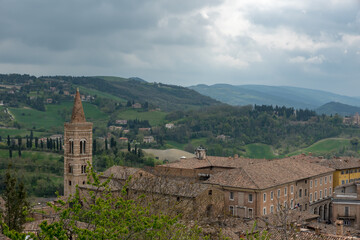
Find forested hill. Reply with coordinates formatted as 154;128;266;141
189;84;360;109
0;74;221;111
316;102;360;116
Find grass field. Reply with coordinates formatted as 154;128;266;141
117;109;167;126
288;138;351;156
76;85;127;103
244;143;278;159
0;128;44;138
9;101;107;131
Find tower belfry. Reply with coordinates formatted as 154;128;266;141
64;89;93;197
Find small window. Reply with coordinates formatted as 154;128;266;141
314;191;317;201
263;193;266;202
80;140;86;154
270;205;274;213
263;207;266;215
229;192;234;200
310;180;313;188
299;189;302;198
248;208;253;218
270;191;273;200
290;199;294;209
320;178;322;185
341;170;344;174
310;193;313;202
304;189;307;196
83;181;85;185
208;190;212;195
315;180;317;187
324;188;327;197
69;140;74;154
69;165;73;173
320;190;322;199
342;180;345;185
291;185;294;194
248;194;253;202
277;189;281;198
69;181;72;186
330;187;332;195
229;206;234;215
325;176;327;184
284;187;287;196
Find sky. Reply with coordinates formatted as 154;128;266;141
0;0;360;96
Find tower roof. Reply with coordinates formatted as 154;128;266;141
70;89;86;123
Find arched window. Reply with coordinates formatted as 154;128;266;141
69;140;74;154
80;140;86;154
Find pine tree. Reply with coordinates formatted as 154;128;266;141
2;164;30;232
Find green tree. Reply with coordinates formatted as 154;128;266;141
351;137;359;152
1;164;30;232
7;135;10;147
34;165;206;239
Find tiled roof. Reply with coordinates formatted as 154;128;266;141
207;158;334;190
158;156;269;170
316;157;360;170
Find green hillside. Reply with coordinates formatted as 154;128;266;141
288;138;351;156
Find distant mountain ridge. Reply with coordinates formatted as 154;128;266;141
189;84;360;109
316;102;360;116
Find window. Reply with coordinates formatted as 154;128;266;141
304;189;307;196
68;165;73;173
320;190;322;199
277;189;281;198
248;208;253;218
69;140;74;154
69;181;72;186
330;187;332;195
284;201;287;208
229;192;234;200
80;140;86;154
83;181;85;185
270;191;274;200
208;190;212;195
290;199;294;209
324;188;327;197
325;176;327;184
229;206;234;215
81;165;87;174
346;180;349;184
263;207;266;216
314;191;317;201
263;193;266;202
248;194;253;203
330;176;332;182
341;170;344;174
310;180;313;188
320;178;322;185
346;170;349;174
315;180;317;187
342;180;345;185
310;193;313;202
284;187;287;196
299;189;302;198
345;207;349;217
291;185;294;194
270;205;274;213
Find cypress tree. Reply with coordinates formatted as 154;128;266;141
3;164;30;231
9;148;12;158
35;137;38;148
40;140;44;149
18;145;21;157
105;139;108;151
7;135;10;146
29;130;33;148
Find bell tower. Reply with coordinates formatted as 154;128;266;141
64;89;93;197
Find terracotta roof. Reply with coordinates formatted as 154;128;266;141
207;158;335;190
70;89;86;123
158;156;269;170
315;157;360;170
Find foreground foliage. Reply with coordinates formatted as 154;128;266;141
1;165;208;240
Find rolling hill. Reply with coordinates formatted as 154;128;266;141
189;84;360;109
316;102;360;116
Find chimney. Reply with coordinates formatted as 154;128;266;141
195;146;206;160
335;220;344;236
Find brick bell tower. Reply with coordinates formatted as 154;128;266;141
64;89;93;197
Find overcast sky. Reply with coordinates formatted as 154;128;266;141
1;0;359;95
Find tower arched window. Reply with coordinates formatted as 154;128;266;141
69;140;74;154
80;140;86;154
